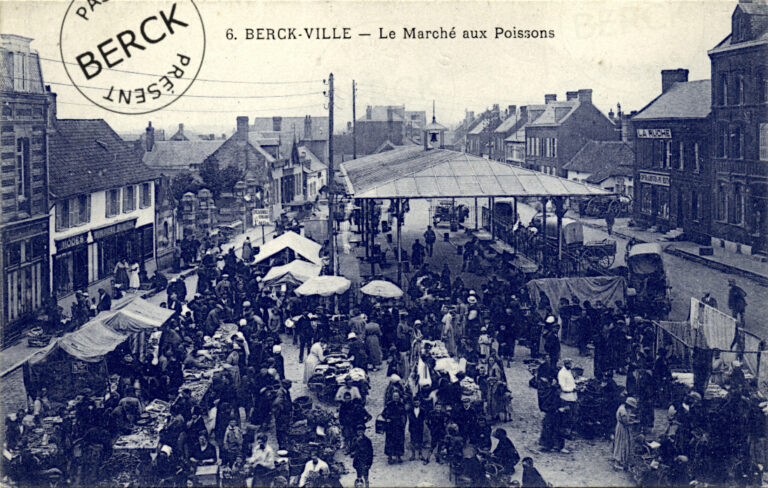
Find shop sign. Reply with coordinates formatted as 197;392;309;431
639;172;670;187
252;208;271;226
56;232;88;251
636;128;672;139
92;219;136;240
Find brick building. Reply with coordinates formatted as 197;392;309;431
525;90;617;177
0;35;50;341
632;70;713;242
708;0;768;254
356;105;406;155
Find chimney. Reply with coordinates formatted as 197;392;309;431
208;133;214;140
566;91;578;101
507;105;517;117
304;115;312;139
366;106;372;120
178;123;184;136
661;69;689;93
577;89;593;103
145;121;155;151
236;116;249;140
346;121;352;132
387;107;394;122
45;86;57;128
519;106;528;120
544;94;557;104
272;116;282;132
621;111;637;143
492;104;500;112
221;133;226;140
468;111;475;121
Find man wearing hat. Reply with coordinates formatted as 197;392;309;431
248;432;275;486
727;278;747;326
295;311;314;363
558;359;577;440
543;316;560;365
347;332;368;370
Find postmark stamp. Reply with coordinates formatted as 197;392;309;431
59;0;206;114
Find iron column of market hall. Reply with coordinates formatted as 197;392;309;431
326;73;335;274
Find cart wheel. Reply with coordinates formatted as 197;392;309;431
599;248;615;269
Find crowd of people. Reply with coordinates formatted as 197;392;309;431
4;213;767;488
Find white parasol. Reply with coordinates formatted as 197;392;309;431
294;275;351;297
360;279;403;298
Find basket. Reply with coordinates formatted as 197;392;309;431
375;415;388;434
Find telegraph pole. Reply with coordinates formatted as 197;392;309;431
352;80;357;159
326;73;336;274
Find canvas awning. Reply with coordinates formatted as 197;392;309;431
263;259;322;286
340;146;612;199
526;276;627;316
29;297;173;364
254;231;322;265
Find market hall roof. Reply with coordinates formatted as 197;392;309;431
50;119;159;200
340;146;612;199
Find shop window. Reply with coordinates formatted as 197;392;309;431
717;183;727;221
30;235;47;259
53;252;74;295
5;241;21;266
733;184;744;225
123;185;136;212
142;226;154;259
641;186;653;215
140;182;152;208
106;188;120;217
658;187;669;219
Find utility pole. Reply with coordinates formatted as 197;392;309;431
326;73;336;274
352;80;357;159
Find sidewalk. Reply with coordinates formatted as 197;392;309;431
0;225;276;378
578;216;768;285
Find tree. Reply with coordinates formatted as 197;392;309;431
170;170;200;203
199;155;244;199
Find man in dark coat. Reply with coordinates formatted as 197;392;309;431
423;226;437;257
351;429;374;487
407;399;427;461
491;428;520;475
411;239;425;267
97;288;112;312
727;279;747;325
381;391;407;464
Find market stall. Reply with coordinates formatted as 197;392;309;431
254;231;323;266
262;259;322;288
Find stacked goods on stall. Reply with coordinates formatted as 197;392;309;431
98;452;147;487
576;378;604;439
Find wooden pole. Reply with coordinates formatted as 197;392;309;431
396;199;402;286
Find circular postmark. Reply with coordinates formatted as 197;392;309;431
59;0;206;115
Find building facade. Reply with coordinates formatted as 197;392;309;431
632;70;712;241
708;0;768;254
48;118;158;311
525;90;618;177
564;140;635;199
0;35;50;341
356;105;406;155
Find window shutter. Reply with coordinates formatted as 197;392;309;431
86;194;91;223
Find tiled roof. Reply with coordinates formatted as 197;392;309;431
494;114;520;133
633;80;711;120
250;116;328;141
340;146;611;199
299;146;326;173
358;106;406;122
142;140;223;171
564;141;634;183
527;101;580;127
50;119;159;200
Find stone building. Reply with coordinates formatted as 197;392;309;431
0;34;50;341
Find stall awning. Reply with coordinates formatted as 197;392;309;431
340;146;612;199
263;259;322;285
29;297;172;363
254;231;322;265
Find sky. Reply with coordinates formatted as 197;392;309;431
0;0;736;137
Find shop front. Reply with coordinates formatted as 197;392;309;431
2;218;49;338
636;171;671;231
52;231;89;297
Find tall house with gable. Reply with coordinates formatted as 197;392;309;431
708;0;768;254
0;35;50;342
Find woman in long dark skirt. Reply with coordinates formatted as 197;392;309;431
381;391;407;464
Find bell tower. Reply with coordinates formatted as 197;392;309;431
423;100;447;150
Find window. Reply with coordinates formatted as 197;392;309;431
140;182;152;208
737;75;745;105
123;185;136;212
106;188;120;217
733;184;744;225
678;141;685;170
730;125;743;159
56;195;91;230
718;73;728;106
694;142;701;172
658;187;669;219
553;138;557;158
665;140;673;169
15;137;30;213
652;140;665;168
717;183;727;221
760;123;768;161
718;124;728;158
758;67;767;104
